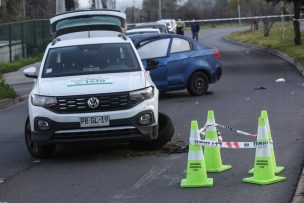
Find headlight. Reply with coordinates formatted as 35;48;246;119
31;95;57;107
129;87;154;102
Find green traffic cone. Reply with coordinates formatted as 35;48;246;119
181;120;213;188
243;117;286;185
204;110;232;173
248;110;284;175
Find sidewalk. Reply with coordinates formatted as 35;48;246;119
0;62;39;109
3;62;40;97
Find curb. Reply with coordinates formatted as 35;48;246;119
223;37;304;77
224;37;304;203
0;95;28;110
292;167;304;203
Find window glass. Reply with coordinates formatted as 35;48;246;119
170;38;191;54
42;43;140;78
137;38;170;59
55;16;123;31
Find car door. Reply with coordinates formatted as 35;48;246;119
136;37;171;91
166;37;192;89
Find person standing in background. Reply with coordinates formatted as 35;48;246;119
191;18;200;41
176;18;185;35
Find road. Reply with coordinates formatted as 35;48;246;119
1;27;304;203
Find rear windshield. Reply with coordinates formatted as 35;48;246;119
53;16;124;33
42;43;140;78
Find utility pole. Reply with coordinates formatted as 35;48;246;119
23;0;26;19
237;0;241;25
159;0;162;20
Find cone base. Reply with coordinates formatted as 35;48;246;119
248;166;285;175
180;178;213;188
207;165;232;173
242;175;286;185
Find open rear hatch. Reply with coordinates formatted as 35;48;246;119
50;10;126;40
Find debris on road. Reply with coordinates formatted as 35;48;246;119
0;178;4;184
254;86;266;90
276;78;286;83
33;160;41;164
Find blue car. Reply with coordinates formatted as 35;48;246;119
129;34;222;96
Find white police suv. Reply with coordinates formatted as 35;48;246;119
23;24;173;158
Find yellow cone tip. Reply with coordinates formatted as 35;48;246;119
261;110;268;119
207;110;215;120
258;117;265;126
191;120;199;130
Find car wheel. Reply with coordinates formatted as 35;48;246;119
25;117;56;158
130;112;174;150
187;71;209;96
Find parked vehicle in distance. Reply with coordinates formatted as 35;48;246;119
50;9;127;39
126;28;161;36
130;34;222;96
157;19;176;33
132;22;169;33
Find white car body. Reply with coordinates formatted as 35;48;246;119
126;28;161;36
25;36;159;145
157;19;176;33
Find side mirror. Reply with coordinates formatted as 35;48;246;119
24;67;38;78
146;59;160;71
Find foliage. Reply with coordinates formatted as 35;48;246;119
0;76;16;99
0;55;42;75
227;22;304;65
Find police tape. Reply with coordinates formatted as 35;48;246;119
200;123;256;137
190;139;273;149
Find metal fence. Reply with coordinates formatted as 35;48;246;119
0;19;50;63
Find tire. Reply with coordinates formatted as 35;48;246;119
130;112;174;150
25;117;56;159
187;71;209;96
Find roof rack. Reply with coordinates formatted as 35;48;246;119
51;38;61;45
118;33;127;41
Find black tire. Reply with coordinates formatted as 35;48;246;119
187;71;209;96
25;117;56;158
130;112;174;150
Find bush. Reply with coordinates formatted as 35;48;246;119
0;55;42;99
0;76;16;99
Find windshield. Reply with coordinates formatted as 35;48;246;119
42;43;140;78
55;16;124;32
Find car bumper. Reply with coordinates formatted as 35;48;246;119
28;96;159;145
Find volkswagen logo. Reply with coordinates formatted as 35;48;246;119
87;97;100;109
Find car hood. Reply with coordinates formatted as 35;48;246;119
37;72;146;96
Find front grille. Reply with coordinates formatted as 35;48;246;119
48;92;140;113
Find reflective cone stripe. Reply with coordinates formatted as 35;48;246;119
255;122;271;158
243;117;286;185
181;120;213;187
261;110;284;174
188;146;204;160
204;110;232;173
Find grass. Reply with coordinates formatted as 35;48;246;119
227;22;304;67
0;55;42;99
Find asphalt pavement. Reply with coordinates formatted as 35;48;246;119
0;27;304;203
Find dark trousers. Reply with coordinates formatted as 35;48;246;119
176;27;184;35
192;32;199;41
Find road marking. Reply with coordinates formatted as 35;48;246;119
113;161;173;200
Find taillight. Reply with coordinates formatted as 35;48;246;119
214;49;220;60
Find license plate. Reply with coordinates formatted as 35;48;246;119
80;116;110;128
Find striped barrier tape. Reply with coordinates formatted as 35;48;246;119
200;123;256;137
190;139;273;149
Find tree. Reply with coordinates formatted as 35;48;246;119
289;0;302;45
271;0;302;45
